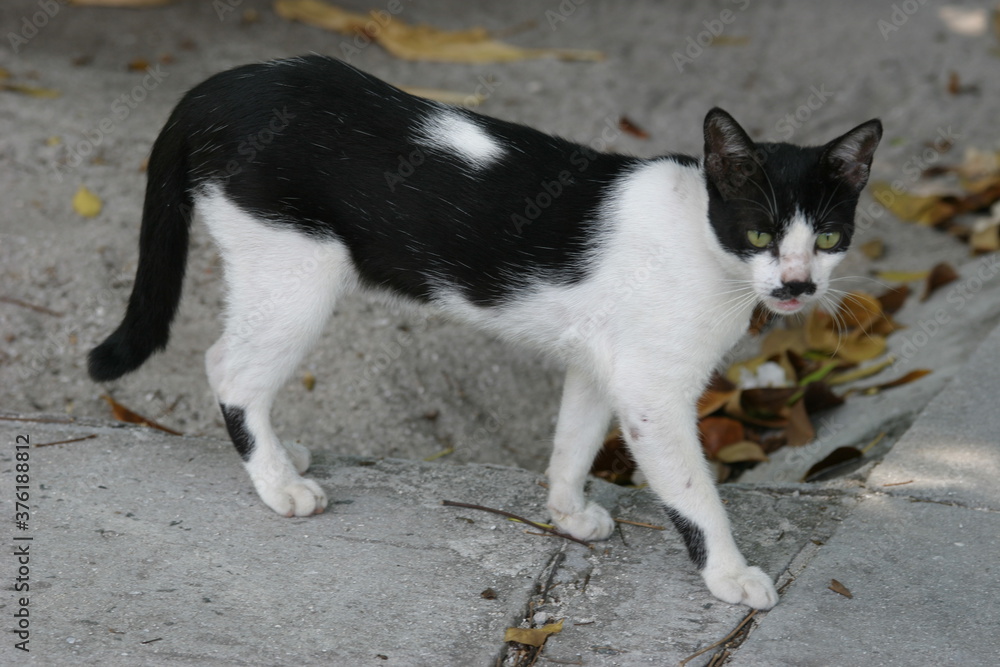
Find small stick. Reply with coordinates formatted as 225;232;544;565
0;295;63;317
615;518;665;530
442;500;592;548
882;480;914;487
678;610;758;666
35;434;98;447
140;637;163;645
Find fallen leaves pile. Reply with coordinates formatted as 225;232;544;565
593;284;937;485
871;147;1000;254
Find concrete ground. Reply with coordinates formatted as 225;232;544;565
2;0;999;664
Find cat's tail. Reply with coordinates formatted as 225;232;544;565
88;123;194;382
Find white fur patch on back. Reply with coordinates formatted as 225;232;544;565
414;109;504;168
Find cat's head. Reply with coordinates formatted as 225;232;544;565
702;108;882;315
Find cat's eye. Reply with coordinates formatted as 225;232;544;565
816;231;842;250
746;230;772;248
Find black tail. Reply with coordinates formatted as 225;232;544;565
88;125;194;382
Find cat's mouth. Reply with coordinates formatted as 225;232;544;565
767;297;807;314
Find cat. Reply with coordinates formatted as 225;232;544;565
88;55;881;610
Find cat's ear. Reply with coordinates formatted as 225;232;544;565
821;119;883;193
703;108;761;200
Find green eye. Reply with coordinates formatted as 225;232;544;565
747;230;772;248
816;231;842;250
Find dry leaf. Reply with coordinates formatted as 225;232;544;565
504;619;564;647
784;399;815;447
590;428;636;485
871;181;958;226
72;185;102;218
876;270;930;283
716;440;769;464
274;0;604;63
827;356;895;386
699;417;746;459
618;116;649;140
1;82;61;98
398;86;484;106
859;238;885;260
698;373;738;418
921;262;959;301
70;0;174;6
828;579;853;599
877;285;911;316
856;369;932;395
803;446;862;482
302;371;316;391
101;395;182;435
802;382;845;414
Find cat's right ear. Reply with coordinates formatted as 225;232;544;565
703;107;761;200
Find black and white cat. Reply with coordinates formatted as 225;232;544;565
89;55;881;610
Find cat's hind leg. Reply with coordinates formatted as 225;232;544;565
546;365;615;541
202;191;351;517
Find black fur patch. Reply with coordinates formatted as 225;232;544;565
171;55;681;307
220;404;254;461
666;508;708;570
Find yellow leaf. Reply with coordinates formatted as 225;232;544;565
504;619;564;647
827;356;895;386
398;86;483;106
302;371;316;391
73;186;102;218
837;330;887;364
1;82;61;98
274;0;604;63
876;270;931;283
46;136;62;146
870;181;957;226
716;441;769;464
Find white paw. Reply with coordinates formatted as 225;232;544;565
703;565;778;609
256;476;327;518
550;501;615;541
283;441;312;474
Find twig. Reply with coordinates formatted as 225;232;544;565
882;479;914;487
441;501;592;548
615;518;665;530
140;637;163;645
35;434;98;447
0;295;63;317
678;610;758;666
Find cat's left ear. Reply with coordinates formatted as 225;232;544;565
821;119;883;193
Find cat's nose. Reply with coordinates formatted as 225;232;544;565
772;281;816;300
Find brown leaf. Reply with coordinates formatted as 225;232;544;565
856;369;932;395
698;373;738;418
618;115;649;140
715;440;769;464
590;429;636;485
699;417;745;459
101;395;182;435
741;387;798;419
802;382;845;414
504;619;564;647
803;446;862;482
302;371;316;391
877;285;910;316
828;579;853;599
921;262;959;301
784;399;815;447
274;0;604;63
837;292;883;332
859;238;885;260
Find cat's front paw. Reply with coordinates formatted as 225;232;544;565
703;565;778;609
256;476;327;517
283;441;312;474
550;501;615;541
